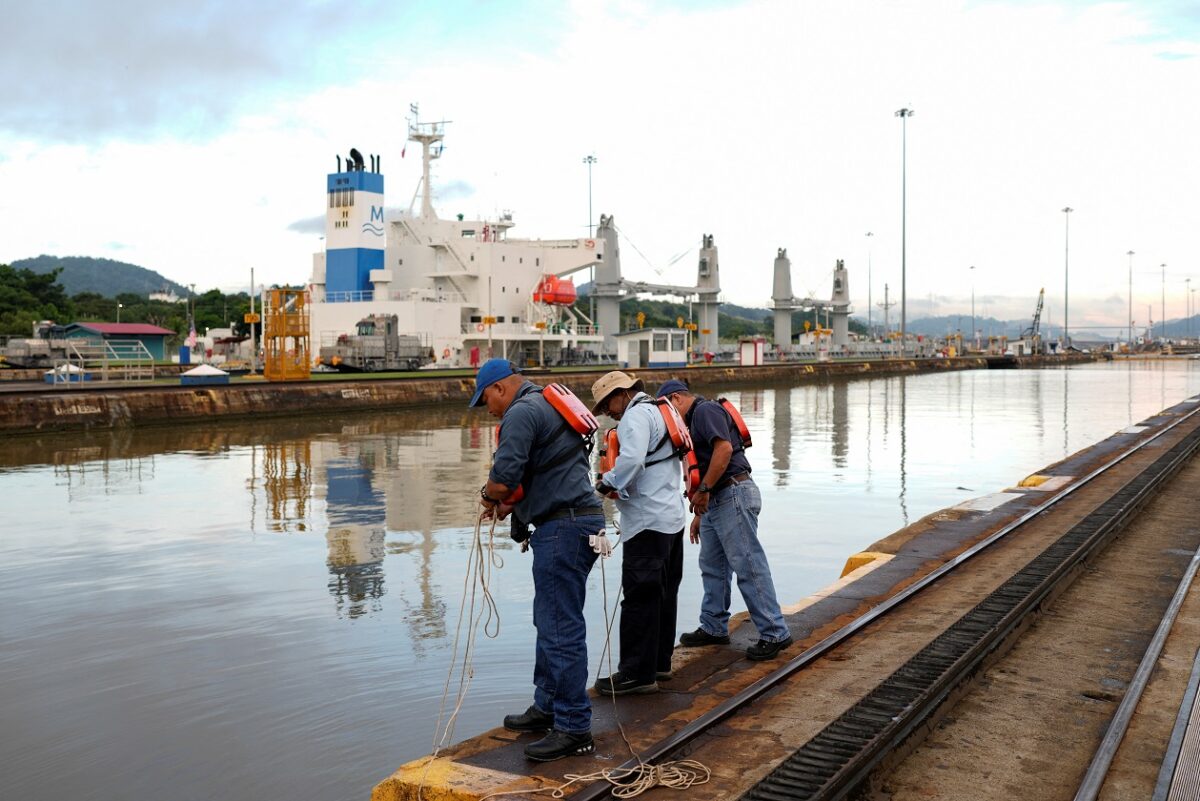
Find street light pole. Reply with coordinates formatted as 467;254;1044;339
895;108;914;357
1127;251;1134;348
970;265;976;351
1186;277;1192;341
866;232;874;339
1062;207;1073;348
1161;263;1167;344
583;154;598;327
117;302;123;323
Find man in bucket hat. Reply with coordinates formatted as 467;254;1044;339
590;371;687;695
470;358;605;761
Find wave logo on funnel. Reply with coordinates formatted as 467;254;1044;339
361;222;384;237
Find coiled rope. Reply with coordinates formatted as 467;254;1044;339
478;521;710;800
418;510;709;800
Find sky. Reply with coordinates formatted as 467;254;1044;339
2;0;1199;331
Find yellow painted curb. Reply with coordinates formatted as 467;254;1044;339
1018;474;1051;487
371;755;539;801
840;551;891;578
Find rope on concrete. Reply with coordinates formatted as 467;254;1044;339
482;520;711;800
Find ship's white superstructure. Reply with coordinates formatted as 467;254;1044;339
308;119;606;367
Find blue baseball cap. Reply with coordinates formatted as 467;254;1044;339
469;359;518;407
656;379;690;398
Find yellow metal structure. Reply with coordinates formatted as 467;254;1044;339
263;288;312;382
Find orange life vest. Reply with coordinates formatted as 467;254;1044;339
495;383;598;504
595;398;693;498
597;428;619;499
684;450;701;498
716;397;752;449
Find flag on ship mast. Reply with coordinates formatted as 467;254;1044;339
186;320;197;349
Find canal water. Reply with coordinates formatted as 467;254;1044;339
2;360;1198;801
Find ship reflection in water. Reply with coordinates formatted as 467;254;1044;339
0;361;1197;801
250;413;492;624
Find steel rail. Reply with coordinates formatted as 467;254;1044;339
742;408;1200;801
1074;546;1200;801
571;400;1200;801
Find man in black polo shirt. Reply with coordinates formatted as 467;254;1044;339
658;380;793;661
472;359;605;761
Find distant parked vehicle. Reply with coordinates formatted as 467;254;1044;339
1;321;73;368
316;315;434;372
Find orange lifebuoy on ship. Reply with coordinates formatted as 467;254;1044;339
443;348;451;359
585;239;596;249
476;323;485;332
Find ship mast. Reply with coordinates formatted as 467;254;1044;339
406;104;450;220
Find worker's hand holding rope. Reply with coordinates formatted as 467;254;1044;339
589;529;614;558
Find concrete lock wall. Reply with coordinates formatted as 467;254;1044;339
0;358;1025;437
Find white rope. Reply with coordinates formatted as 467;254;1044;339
418;511;503;801
481;520;710;800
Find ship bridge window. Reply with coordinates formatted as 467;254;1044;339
470;315;482;323
512;316;520;324
496;316;506;323
462;229;476;238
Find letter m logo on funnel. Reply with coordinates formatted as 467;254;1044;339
362;206;385;237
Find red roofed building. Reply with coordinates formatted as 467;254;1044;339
64;322;174;360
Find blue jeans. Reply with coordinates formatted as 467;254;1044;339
697;480;790;642
530;514;603;734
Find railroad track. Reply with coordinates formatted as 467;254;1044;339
572;400;1200;801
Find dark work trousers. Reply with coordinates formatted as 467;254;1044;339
618;528;685;682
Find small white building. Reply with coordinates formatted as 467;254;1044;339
738;337;766;366
615;328;690;369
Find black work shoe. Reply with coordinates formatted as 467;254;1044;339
679;628;730;647
746;635;794;661
595;672;658;696
655;670;673;681
503;704;553;732
523;730;595;762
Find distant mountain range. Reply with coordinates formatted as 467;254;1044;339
10;255;188;298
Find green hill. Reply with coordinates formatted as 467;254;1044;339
11;255;188;298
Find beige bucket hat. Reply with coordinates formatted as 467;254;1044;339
590;371;644;415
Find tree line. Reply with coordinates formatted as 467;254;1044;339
0;264;254;340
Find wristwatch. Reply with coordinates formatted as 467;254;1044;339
697;482;712;494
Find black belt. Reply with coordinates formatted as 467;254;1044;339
713;472;752;493
533;506;603;526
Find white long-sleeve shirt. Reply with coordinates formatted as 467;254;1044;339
601;392;687;537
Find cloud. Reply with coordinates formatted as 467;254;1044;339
0;0;389;142
438;180;474;201
287;215;325;236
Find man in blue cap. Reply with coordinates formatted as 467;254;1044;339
657;379;793;661
470;358;605;761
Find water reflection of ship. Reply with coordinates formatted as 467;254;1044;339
254;416;494;626
323;443;389;619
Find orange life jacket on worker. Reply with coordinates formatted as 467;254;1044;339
495;383;598;504
715;397;753;449
597;397;695;499
681;398;751;501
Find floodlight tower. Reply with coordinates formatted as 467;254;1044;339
895;107;915;356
